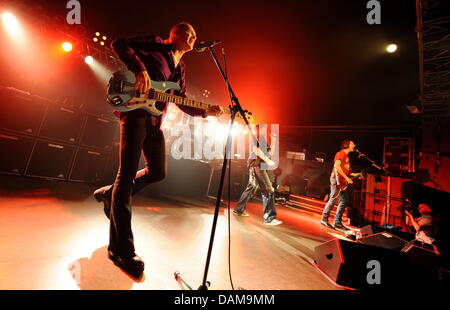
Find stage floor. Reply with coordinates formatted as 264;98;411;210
0;178;344;290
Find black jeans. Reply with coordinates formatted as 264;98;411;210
109;109;166;257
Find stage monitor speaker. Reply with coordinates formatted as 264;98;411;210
0;89;47;135
0;132;34;175
356;231;408;251
26;140;75;180
314;238;409;289
80;115;117;149
69;148;110;183
402;242;439;267
39;105;84;144
401;242;440;286
355;225;374;240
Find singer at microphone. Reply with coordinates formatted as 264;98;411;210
195;40;222;52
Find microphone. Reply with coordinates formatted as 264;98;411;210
354;149;364;158
195;40;222;52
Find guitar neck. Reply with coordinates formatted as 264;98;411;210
149;89;210;111
148;89;250;121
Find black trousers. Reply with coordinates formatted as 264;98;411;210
109;109;166;257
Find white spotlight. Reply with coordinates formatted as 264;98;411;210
386;44;398;53
85;56;94;64
1;12;25;42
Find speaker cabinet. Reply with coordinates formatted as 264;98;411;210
355;225;374;239
357;231;408;251
315;238;408;289
383;137;415;173
364;174;413;230
69;148;108;183
282;160;332;199
39;105;84;144
80;115;117;149
207;159;247;200
69;148;110;183
26;140;75;179
363;196;407;229
0;89;46;135
0;132;34;175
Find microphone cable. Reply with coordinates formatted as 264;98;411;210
222;44;237;290
227;157;235;290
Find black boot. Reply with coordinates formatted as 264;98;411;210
108;249;145;280
93;185;113;219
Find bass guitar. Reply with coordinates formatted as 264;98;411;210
107;69;253;122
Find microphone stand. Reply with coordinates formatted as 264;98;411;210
356;150;393;176
174;44;260;290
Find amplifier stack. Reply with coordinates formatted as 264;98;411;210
0;87;118;183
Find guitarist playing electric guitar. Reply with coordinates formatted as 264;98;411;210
92;22;223;280
320;140;363;230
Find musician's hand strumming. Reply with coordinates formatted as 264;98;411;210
135;71;151;95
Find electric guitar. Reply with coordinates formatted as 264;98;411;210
335;170;365;191
107;69;253;122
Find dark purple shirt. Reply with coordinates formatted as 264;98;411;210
111;35;205;118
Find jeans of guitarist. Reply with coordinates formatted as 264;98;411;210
235;166;277;223
321;175;350;226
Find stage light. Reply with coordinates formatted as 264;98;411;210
2;12;19;31
102;36;107;40
95;32;100;36
85;56;113;84
85;56;93;64
2;12;25;42
61;41;73;52
386;44;397;53
100;41;105;46
93;37;98;42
